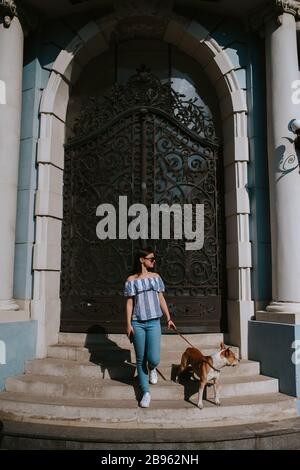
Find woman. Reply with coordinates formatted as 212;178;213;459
123;247;176;408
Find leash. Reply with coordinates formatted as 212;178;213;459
156;367;167;381
126;327;220;381
172;327;195;348
171;325;221;373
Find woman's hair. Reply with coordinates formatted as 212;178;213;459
132;246;156;275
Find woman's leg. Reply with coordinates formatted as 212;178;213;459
145;318;161;370
131;320;149;394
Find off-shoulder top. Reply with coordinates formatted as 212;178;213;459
123;275;165;321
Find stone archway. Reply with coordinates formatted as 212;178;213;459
32;12;253;358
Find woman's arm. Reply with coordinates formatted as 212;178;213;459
158;293;176;330
126;298;134;337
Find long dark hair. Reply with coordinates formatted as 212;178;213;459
132;246;156;275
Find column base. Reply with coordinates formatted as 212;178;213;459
0;299;20;311
0;310;29;323
256;310;300;325
266;302;300;313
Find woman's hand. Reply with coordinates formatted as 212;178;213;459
167;319;176;330
126;324;134;338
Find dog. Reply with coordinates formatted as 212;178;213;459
176;342;239;409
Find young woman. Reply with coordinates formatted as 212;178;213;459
124;247;176;408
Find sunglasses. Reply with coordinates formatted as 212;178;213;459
144;257;156;262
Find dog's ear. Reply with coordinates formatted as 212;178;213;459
220;342;225;350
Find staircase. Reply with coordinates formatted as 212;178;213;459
0;333;296;432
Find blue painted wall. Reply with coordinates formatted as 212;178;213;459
295;325;300;415
0;321;37;390
249;321;300;404
13;34;51;300
13;21;80;300
246;35;272;304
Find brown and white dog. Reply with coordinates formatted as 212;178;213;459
177;342;239;409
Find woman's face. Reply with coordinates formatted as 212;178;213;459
141;253;156;269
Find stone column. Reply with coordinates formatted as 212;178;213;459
260;2;300;319
0;3;24;311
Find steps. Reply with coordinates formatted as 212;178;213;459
0;391;295;428
0;333;297;432
5;373;278;400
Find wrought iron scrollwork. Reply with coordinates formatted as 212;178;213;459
68;65;218;148
61;65;223;332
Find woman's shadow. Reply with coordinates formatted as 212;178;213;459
84;325;141;400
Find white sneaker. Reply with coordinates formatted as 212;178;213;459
149;368;158;384
140;392;151;408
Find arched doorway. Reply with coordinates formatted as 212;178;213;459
60;40;225;333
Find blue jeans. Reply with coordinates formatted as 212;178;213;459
131;318;161;394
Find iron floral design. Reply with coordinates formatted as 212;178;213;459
68;65;218;148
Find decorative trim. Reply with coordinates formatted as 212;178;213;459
0;0;17;28
111;15;168;43
0;0;38;34
276;0;300;19
113;0;173;18
67;64;219;147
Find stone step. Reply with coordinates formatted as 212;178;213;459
2;417;300;450
5;373;278;400
25;357;136;380
48;344;134;363
47;344;240;364
58;332;225;349
25;357;258;380
157;360;260;379
0;391;296;428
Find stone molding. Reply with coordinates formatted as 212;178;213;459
113;0;173;18
111;0;173;42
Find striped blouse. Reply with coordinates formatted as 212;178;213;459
123;275;165;321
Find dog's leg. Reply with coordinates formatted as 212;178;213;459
197;380;206;409
214;378;221;406
176;352;188;382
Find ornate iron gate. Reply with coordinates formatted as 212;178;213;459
60;65;225;333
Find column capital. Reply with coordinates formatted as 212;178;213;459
0;1;38;34
250;0;300;33
0;0;17;28
276;0;300;19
